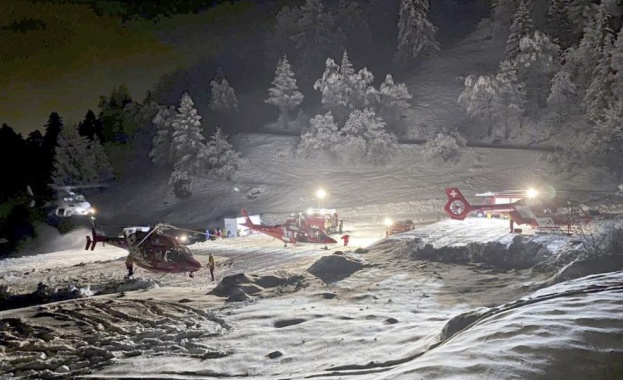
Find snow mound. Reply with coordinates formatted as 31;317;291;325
544;253;623;286
382;271;623;380
307;253;365;284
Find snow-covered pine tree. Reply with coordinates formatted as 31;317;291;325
378;74;412;131
266;55;304;128
545;0;575;49
291;0;346;79
458;75;500;137
495;60;525;139
170;93;208;176
588;99;623;178
394;0;440;65
169;169;192;198
353;67;379;110
52;124;98;186
422;130;467;164
582;34;616;123
205;127;242;180
313;58;345;125
149;105;177;168
360;109;398;166
339;50;357;111
567;0;599;36
505;0;534;61
90;137;115;182
547;70;577;124
574;4;613;93
297;112;340;159
209;77;239;114
516;30;561;116
340;109;397;166
611;26;623;99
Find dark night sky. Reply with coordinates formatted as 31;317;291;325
0;0;204;135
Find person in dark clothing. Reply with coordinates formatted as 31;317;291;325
125;255;134;277
338;220;343;234
208;253;215;281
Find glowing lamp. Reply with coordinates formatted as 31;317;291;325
384;217;393;227
316;189;326;199
526;188;538;198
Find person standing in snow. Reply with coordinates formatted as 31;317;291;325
125;255;134;277
338;220;343;234
341;234;349;246
208;253;215;281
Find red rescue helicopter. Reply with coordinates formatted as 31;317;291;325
240;209;337;247
443;187;596;234
85;224;202;277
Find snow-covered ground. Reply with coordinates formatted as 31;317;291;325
2;214;623;379
3;22;623;378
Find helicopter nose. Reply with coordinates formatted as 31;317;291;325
325;236;338;244
187;257;202;272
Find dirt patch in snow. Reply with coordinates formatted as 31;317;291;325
208;272;305;302
409;235;551;270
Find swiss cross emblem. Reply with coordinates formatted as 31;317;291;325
450;190;457;198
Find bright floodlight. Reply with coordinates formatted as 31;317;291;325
526;188;538;198
384;217;393;227
316;188;326;199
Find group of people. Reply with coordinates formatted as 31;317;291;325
205;227;235;240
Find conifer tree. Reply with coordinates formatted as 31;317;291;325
547;71;577;124
568;0;598;36
458;75;500;137
209;77;239;114
545;0;575;49
292;0;346;78
495;60;525;139
314;58;344;124
588;99;623;178
43;112;63;156
505;0;534;61
170;93;208;175
266;55;304;128
149;105;177;168
341;109;397;166
52;124;98;186
394;0;440;65
583;35;616;123
516;31;561;115
78;110;104;142
574;4;612;92
297;112;341;159
98;84;133;142
378;74;412;131
611;26;623;99
90;137;115;182
264;5;302;72
205;127;242;180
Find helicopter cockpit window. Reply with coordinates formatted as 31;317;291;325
166;246;193;263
